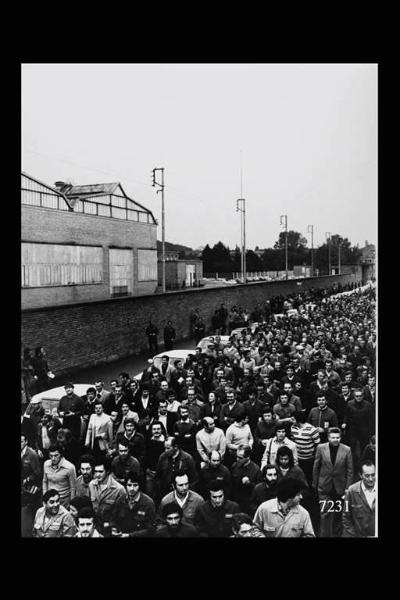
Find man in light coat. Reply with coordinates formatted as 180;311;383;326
85;400;113;459
342;460;376;537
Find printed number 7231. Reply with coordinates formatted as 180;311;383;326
319;500;349;512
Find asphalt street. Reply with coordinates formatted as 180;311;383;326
53;337;198;388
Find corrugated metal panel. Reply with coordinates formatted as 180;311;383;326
138;249;157;281
21;243;103;287
109;249;133;295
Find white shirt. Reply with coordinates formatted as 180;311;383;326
174;491;189;508
361;482;376;509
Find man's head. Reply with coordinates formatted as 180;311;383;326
158;400;168;415
203;417;215;433
160;380;169;393
262;464;278;487
226;391;235;404
94;381;104;393
353;389;364;404
236;444;251;465
119;372;130;385
118;441;130;461
94;400;104;415
48;444;63;467
208;481;225;509
124;418;136;436
276;478;304;510
69;495;92;522
341;383;350;396
86;387;96;402
162;355;169;365
275;422;287;441
124;471;141;497
173;471;190;499
151;421;164;439
79;454;95;483
110;410;119;423
276;446;294;469
94;456;111;483
316;394;327;409
121;401;131;416
43;489;60;515
279;392;289;406
231;513;257;538
161;502;183;530
64;383;74;396
110;379;118;391
21;433;28;452
261;408;273;423
164;436;179;457
327;427;342;446
77;507;97;538
359;461;376;490
209;450;222;468
179;406;189;421
208;392;217;404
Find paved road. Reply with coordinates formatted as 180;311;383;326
53;337;198;388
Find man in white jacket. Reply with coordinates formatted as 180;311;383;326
196;417;226;467
85;400;113;459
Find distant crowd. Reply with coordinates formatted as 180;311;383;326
21;279;376;538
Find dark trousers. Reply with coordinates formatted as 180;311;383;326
299;458;315;487
164;340;173;351
148;339;158;355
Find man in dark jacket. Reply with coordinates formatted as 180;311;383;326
343;389;375;473
115;419;146;467
145;320;159;354
198;450;231;499
155;437;198;504
58;383;85;441
230;444;261;514
250;464;278;516
193;481;240;537
163;320;176;351
154;502;199;537
21;432;42;537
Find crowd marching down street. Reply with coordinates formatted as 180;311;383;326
21;279;376;538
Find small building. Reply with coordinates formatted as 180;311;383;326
293;265;312;278
157;254;203;290
21;172;158;309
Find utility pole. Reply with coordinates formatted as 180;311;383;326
280;215;288;280
326;232;331;275
307;224;314;276
236;198;246;283
152;168;165;293
338;241;341;275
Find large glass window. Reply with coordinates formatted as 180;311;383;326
138;249;157;281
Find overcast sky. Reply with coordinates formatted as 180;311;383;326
22;63;377;250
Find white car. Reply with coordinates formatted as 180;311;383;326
196;335;231;352
132;349;196;381
231;322;259;336
29;383;93;417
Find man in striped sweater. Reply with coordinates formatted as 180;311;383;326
290;410;320;486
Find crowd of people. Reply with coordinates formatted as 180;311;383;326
21;279;376;538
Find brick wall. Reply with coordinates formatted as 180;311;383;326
21;271;361;377
21;205;157;308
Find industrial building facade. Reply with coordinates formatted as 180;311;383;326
21;172;158;309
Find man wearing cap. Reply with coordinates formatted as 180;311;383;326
196;417;226;467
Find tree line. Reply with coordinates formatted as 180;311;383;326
201;232;362;275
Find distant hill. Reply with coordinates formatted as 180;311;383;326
157;241;198;257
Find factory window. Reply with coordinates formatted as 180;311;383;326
138;249;157;281
21;243;103;287
109;248;133;296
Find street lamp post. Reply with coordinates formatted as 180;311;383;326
326;232;331;275
338;241;341;275
152;168;165;293
236;198;246;283
280;215;288;280
307;224;314;276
